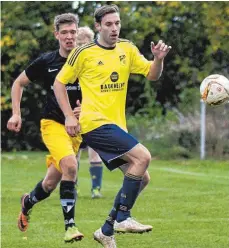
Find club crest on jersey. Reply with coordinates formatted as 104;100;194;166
119;55;126;65
110;72;119;82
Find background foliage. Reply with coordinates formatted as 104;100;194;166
1;1;229;158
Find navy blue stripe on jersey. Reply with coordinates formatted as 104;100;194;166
117;38;135;47
68;42;96;66
117;38;130;43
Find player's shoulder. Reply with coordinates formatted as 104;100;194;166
33;50;58;65
117;38;131;43
40;50;58;61
68;42;96;65
117;38;136;48
117;38;135;45
72;41;96;54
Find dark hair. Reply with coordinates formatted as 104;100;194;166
54;13;79;31
94;4;119;23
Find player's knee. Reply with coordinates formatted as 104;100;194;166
43;179;57;193
140;149;151;168
66;164;77;177
60;155;77;177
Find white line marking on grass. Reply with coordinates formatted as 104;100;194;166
155;167;229;180
80;159;229;180
2;218;229;225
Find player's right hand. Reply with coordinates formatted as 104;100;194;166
65;115;80;137
7;114;22;132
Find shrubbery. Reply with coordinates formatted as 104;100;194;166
127;103;229;159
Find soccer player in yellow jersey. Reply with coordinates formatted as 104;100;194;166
54;4;171;247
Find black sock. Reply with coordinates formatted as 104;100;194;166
60;180;77;230
23;180;51;214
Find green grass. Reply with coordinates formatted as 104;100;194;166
1;152;229;248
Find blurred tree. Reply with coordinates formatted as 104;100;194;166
1;1;78;150
1;1;229;151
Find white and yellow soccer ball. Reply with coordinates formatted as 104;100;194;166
200;74;229;106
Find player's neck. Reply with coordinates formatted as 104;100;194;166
59;47;70;58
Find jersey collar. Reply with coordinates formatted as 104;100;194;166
95;39;116;50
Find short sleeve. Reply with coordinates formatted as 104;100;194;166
56;47;83;85
25;55;45;82
130;44;152;77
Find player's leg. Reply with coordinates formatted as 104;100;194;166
120;163;151;192
88;147;103;199
107;165;151;219
113;166;152;233
18;162;61;232
112;163;150;221
101;143;152;236
115;146;152;232
75;148;82;195
75;141;88;195
59;154;83;242
41;119;84;242
82;124;151;246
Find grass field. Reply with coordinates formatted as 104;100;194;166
1;152;229;248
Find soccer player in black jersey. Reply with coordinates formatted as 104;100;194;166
7;13;84;243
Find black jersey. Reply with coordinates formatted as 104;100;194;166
25;50;81;124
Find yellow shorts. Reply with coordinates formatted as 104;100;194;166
40;119;82;172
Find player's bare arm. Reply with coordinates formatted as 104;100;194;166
147;40;172;81
53;79;80;136
7;71;31;132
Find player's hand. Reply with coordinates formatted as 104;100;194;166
7;114;22;132
65;115;80;137
151;40;172;60
73;100;81;119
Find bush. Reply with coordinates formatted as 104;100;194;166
127;103;229;159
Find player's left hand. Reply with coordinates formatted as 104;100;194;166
151;40;172;60
73;100;81;119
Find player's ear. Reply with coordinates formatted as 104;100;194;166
54;31;59;40
95;22;101;32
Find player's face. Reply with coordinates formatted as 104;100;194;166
55;23;78;52
96;13;121;47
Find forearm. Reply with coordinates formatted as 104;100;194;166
53;80;74;117
11;71;31;116
11;81;23;116
147;58;164;81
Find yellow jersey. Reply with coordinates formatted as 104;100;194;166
56;39;152;134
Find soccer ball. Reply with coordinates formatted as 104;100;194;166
200;74;229;106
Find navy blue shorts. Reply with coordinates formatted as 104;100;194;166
82;124;139;171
